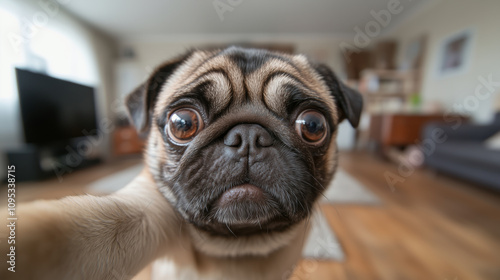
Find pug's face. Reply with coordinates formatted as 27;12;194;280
126;47;362;238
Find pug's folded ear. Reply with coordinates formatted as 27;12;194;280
313;64;363;128
125;51;193;133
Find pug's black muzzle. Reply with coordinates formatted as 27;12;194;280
170;123;317;236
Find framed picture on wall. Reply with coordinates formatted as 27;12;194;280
436;29;474;77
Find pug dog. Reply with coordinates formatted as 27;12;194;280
0;46;362;280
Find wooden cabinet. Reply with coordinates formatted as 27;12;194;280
113;126;145;156
369;113;468;151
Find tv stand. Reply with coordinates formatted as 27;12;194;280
6;142;101;182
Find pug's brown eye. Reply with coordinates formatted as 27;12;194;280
167;108;203;144
295;110;327;144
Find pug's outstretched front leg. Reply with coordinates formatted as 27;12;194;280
0;170;177;280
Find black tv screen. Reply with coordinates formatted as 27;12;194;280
15;68;98;144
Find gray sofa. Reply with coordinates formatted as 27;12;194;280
422;112;500;191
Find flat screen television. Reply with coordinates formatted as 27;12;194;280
15;68;98;144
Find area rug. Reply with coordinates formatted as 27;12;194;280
87;164;380;261
322;169;381;205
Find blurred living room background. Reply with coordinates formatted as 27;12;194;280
1;0;499;279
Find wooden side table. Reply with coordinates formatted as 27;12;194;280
369;113;468;154
113;126;145;156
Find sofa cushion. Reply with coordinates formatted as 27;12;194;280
425;156;500;189
432;142;500;169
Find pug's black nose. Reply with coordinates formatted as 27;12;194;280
224;124;273;158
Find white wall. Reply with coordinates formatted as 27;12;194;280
117;34;349;94
388;0;500;122
0;0;116;177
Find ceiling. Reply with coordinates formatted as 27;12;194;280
62;0;430;39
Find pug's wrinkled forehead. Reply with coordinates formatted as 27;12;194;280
157;48;336;118
126;46;362;133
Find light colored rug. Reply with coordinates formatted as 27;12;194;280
301;209;345;260
87;165;380;261
87;164;144;194
322;169;380;205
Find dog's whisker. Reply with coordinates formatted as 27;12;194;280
225;223;237;237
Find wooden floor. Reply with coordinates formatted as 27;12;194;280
293;152;500;280
4;152;500;280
